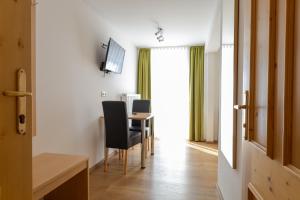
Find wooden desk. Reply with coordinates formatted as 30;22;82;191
33;153;89;200
101;113;154;169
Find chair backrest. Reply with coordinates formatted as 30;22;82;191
131;100;151;127
102;101;129;149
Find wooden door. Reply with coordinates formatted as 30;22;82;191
241;0;300;199
0;0;34;199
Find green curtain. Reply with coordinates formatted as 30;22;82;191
189;46;205;141
137;48;151;99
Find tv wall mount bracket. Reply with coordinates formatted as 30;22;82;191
101;43;108;49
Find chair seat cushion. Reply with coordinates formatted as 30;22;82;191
129;126;151;137
128;131;142;148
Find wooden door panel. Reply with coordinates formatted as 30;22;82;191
291;0;300;169
253;0;270;147
250;146;300;200
283;0;300;173
273;0;286;162
0;0;33;199
249;0;275;152
243;0;300;199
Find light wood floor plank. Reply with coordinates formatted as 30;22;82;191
90;140;219;200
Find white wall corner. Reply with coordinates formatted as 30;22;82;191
216;183;224;200
205;0;222;53
204;51;221;142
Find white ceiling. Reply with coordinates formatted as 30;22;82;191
86;0;219;47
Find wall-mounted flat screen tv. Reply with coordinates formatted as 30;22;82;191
101;38;125;74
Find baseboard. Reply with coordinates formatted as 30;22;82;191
206;140;219;144
89;150;118;174
216;183;224;200
188;140;218;144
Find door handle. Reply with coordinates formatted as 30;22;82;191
234;104;247;110
1;69;30;135
2;91;32;97
234;90;249;140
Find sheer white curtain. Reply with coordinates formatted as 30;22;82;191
151;47;189;143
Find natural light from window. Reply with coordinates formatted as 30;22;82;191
151;47;189;145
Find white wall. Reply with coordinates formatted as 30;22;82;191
32;0;138;167
217;0;246;199
204;0;221;142
206;1;221;52
204;51;221;142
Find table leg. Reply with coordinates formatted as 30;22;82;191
141;120;146;169
151;117;155;155
145;137;148;159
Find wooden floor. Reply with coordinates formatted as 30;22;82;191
90;140;219;200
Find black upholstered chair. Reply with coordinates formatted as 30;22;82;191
129;100;151;151
102;101;141;175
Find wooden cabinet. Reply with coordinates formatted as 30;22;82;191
33;153;89;200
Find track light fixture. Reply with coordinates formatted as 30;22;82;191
155;27;164;42
155;28;163;36
157;36;164;42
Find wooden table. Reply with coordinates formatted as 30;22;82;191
101;112;154;169
128;113;154;168
33;153;89;200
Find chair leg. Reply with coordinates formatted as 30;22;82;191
119;149;121;160
144;138;148;158
123;150;128;175
104;147;109;172
147;137;150;151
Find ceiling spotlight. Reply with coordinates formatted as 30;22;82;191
157;36;164;42
157;35;163;40
155;27;163;36
155;27;164;42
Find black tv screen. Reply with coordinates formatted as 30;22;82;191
103;38;125;74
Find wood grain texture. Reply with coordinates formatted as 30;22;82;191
249;146;300;199
266;0;276;158
253;0;270;148
291;0;300;169
243;0;300;199
100;113;153;121
31;0;36;136
232;0;240;169
248;0;276;157
282;0;300;172
44;168;89;200
128;113;153;120
32;153;89;200
283;0;295;166
90;141;219;200
0;0;33;199
273;0;286;164
248;182;264;200
249;0;257;142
